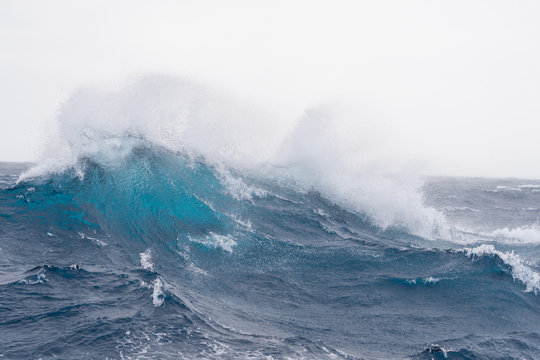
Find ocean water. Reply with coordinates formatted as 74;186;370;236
1;77;540;359
1;150;540;359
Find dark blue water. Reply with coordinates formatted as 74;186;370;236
1;145;539;359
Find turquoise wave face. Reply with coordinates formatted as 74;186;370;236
1;143;540;359
13;141;238;250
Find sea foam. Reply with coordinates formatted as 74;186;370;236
20;75;448;238
463;244;540;294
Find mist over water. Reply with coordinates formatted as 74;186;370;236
3;1;540;178
27;75;445;236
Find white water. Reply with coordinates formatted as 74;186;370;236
21;75;449;237
483;226;540;245
463;244;540;294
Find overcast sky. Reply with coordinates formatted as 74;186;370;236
1;0;539;178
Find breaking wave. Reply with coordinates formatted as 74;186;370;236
2;75;540;359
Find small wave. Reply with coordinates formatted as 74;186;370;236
422;343;448;359
489;184;540;192
216;166;267;201
139;249;154;271
518;184;540;189
443;206;480;213
463;244;540;294
78;231;108;247
228;214;252;230
139;250;164;306
140;277;165;307
423;276;441;284
17;271;47;285
13;264;87;286
188;233;237;253
397;276;443;286
481;226;540;245
151;278;165;307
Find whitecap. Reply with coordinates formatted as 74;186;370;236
151;278;164;307
139;249;154;271
463;244;540;294
481;226;540;245
188;233;237;253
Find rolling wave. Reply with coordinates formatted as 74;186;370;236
1;76;539;358
1;138;539;359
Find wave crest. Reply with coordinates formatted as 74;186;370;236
463;244;540;294
21;75;448;236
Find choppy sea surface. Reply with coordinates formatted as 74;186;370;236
1;154;540;360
